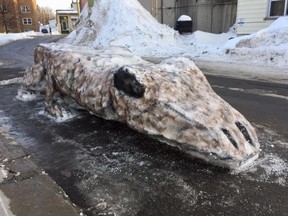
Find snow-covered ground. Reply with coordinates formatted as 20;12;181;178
1;0;287;77
0;32;32;47
0;19;60;47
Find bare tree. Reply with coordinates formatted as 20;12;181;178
38;6;55;25
0;0;15;33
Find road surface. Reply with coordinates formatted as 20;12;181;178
0;37;288;216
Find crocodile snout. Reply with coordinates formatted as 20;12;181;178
111;58;260;169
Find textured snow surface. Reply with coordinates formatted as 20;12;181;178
62;0;183;57
60;0;288;68
1;0;287;68
0;33;31;46
224;17;288;66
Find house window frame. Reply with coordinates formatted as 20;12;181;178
22;18;32;25
21;6;31;13
268;0;288;17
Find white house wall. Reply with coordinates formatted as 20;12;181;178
237;0;274;34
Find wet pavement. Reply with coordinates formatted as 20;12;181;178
0;38;288;215
0;67;288;216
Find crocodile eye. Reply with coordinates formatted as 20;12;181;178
114;67;145;98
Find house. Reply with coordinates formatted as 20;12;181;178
138;0;237;34
0;0;38;33
56;9;79;34
236;0;288;35
80;0;87;11
55;0;82;34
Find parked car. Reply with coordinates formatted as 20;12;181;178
41;28;48;34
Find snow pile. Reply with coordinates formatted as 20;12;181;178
61;0;288;67
181;31;235;57
2;0;287;68
224;17;288;66
62;0;185;57
60;0;236;59
0;33;31;46
0;31;55;47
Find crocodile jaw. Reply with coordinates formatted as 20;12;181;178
111;58;260;169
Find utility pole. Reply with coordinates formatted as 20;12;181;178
160;0;163;24
0;3;8;33
76;0;80;16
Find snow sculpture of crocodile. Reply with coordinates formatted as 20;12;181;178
18;43;260;169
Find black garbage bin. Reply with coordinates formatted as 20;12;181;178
175;15;193;34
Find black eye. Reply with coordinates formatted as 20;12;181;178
114;67;145;98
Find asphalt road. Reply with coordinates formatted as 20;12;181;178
0;37;288;216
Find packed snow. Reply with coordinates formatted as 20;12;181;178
61;0;288;71
63;0;182;57
177;15;192;21
0;33;32;46
224;17;288;66
0;19;60;47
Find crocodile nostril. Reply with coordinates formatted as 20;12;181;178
235;121;254;146
221;128;239;149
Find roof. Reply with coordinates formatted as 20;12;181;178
56;9;78;15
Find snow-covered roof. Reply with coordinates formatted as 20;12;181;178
56;9;78;14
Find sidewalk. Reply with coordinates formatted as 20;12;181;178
0;126;82;216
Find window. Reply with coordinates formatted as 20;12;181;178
22;18;32;25
21;6;31;13
268;0;288;17
24;29;32;32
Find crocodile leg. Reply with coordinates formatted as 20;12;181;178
44;74;73;120
17;63;45;101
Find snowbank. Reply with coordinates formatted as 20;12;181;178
0;33;31;46
60;0;236;59
0;30;57;47
62;0;185;57
2;0;287;69
181;31;235;57
224;17;288;66
61;0;288;68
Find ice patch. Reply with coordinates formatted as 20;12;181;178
0;166;8;183
0;111;13;131
0;191;16;216
232;154;288;186
16;89;38;101
231;124;288;186
38;109;79;123
0;78;22;86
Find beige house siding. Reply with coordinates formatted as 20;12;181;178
237;0;276;35
0;0;38;33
